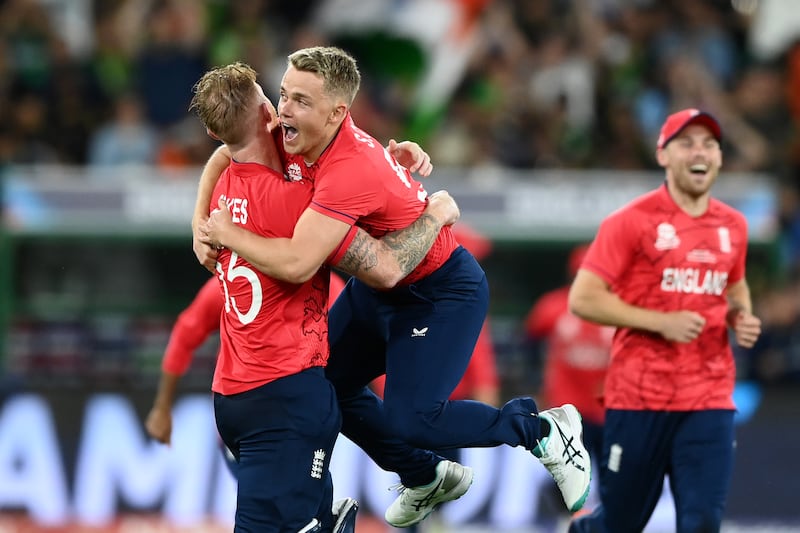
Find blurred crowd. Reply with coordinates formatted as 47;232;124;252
3;0;800;383
3;0;797;172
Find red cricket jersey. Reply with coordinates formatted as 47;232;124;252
525;286;613;424
283;114;458;283
210;160;330;395
161;274;347;378
582;184;748;411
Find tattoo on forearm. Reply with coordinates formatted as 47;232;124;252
381;213;440;275
337;231;379;275
338;213;441;278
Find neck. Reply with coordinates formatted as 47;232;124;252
666;183;710;217
230;128;282;172
304;120;345;165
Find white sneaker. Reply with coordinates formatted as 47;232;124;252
384;460;473;527
532;404;592;512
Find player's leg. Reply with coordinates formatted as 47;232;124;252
220;442;238;479
214;368;341;532
378;248;558;522
570;409;673;533
326;279;444;487
327;277;472;528
381;267;589;513
381;268;498;449
381;247;548;451
669;409;735;533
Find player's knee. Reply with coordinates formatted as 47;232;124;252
384;401;445;447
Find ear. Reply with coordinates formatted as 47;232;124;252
655;147;668;168
328;102;348;124
261;101;274;124
207;128;221;141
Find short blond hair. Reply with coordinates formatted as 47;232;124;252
287;46;361;106
189;62;259;145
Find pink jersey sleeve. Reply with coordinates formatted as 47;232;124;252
162;277;223;375
582;211;636;286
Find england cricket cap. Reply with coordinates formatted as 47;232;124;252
656;108;721;149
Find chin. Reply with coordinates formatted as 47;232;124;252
283;143;300;154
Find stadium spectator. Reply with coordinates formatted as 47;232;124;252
0;0;786;177
88;92;160;167
568;108;762;532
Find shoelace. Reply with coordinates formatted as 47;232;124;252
387;480;443;511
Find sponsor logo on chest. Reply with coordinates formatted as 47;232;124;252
655;222;732;295
660;268;728;295
285;162;304;182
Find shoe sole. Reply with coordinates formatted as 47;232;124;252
563;404;591;513
387;466;474;528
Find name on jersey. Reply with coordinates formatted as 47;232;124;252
219;195;249;225
660;267;727;295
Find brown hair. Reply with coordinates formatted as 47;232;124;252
189;62;259;145
287;46;361;106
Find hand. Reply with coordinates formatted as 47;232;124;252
145;405;172;445
387;139;433;177
658;310;706;343
425;190;460;226
729;311;762;349
193;215;219;273
199;199;235;249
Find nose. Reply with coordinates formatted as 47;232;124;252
689;142;711;157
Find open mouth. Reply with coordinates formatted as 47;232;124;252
689;163;708;175
282;123;299;142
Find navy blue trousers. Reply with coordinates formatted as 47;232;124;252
326;247;543;487
214;367;341;532
569;409;735;533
